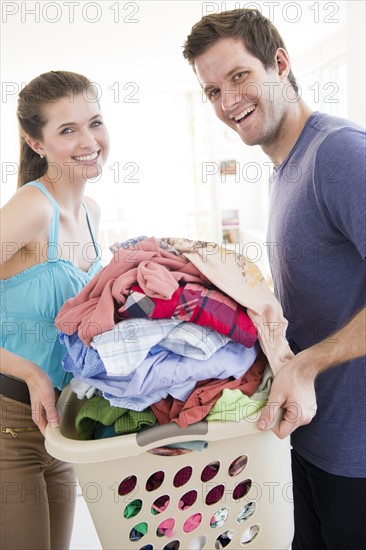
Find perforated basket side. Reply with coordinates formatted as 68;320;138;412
45;386;294;549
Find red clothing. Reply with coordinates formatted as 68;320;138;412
151;351;267;428
119;283;257;348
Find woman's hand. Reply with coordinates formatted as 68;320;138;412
1;347;60;435
25;367;60;436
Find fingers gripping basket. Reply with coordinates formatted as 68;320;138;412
45;386;294;550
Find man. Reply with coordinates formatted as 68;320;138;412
183;9;365;550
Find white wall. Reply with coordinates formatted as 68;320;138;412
2;1;364;280
1;2;364;250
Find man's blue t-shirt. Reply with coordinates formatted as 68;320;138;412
267;112;366;477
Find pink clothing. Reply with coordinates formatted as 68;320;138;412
56;238;208;345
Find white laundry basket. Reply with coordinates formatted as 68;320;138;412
45;385;294;550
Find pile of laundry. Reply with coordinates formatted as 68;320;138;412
56;237;293;440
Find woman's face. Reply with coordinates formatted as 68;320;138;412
36;92;110;184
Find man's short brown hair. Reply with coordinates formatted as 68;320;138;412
182;8;298;94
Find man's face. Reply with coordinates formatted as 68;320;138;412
194;37;290;150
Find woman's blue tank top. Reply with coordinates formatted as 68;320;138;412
0;181;103;389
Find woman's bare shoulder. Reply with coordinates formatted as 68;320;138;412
0;185;53;259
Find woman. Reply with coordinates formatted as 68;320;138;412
0;71;110;549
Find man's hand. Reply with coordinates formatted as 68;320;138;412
258;307;366;438
257;349;318;438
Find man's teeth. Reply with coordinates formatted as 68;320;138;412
234;106;256;122
73;151;99;161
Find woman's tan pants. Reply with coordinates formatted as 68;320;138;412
0;395;76;550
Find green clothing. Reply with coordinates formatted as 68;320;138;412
75;395;156;439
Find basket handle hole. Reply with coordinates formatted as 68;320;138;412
215;529;234;548
240;524;260;545
228;455;248;477
129;521;148;542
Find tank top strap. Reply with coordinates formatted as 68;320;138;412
82;202;101;260
24;181;60;261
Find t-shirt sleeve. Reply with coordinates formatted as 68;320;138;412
314;126;366;259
